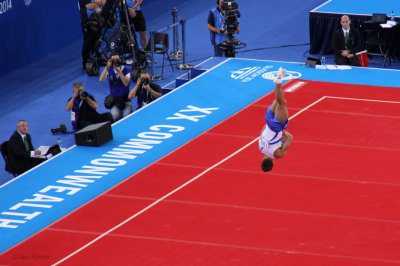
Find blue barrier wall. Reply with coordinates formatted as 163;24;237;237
0;0;82;77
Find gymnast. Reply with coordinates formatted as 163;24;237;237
259;67;293;172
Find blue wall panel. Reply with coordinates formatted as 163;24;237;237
0;0;82;77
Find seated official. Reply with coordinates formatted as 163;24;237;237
332;15;361;66
7;120;42;175
128;70;162;109
66;81;112;131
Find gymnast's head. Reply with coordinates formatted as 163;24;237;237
261;157;274;172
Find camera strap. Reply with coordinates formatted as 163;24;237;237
146;90;152;102
71;112;76;123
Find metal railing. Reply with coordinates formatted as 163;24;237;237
147;8;193;80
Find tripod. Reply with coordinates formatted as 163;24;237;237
220;35;245;58
85;0;146;77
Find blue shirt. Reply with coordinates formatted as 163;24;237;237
126;0;141;11
108;66;131;100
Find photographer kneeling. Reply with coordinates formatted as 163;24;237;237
66;82;112;131
99;52;132;121
128;71;162;109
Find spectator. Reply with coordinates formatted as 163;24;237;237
7;120;41;175
128;70;162;109
126;0;148;49
66;81;112;131
207;0;240;56
99;53;133;121
332;15;361;66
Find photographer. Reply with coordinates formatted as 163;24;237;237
128;70;162;109
99;52;133;121
207;0;240;57
66;81;112;131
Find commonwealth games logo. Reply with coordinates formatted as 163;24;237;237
262;70;302;81
24;0;32;6
230;66;273;83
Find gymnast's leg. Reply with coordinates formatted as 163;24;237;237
270;67;289;124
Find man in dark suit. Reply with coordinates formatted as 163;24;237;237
7;120;41;175
332;15;361;66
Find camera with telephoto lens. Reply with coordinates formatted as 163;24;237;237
51;124;67;134
79;90;88;99
141;77;150;86
112;58;121;67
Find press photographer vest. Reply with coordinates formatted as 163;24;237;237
136;83;161;109
70;95;98;130
210;7;227;45
71;98;82;131
108;67;130;100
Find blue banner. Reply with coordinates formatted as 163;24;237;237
0;0;82;77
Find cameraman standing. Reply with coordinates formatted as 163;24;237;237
99;52;133;121
126;0;148;49
66;81;112;131
207;0;240;57
78;0;105;69
128;70;162;109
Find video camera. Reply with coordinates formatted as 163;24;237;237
221;0;239;35
220;0;246;57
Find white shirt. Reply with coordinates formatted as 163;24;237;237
259;126;282;160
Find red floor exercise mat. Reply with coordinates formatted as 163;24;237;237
1;79;400;265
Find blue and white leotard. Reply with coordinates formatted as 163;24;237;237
259;105;288;159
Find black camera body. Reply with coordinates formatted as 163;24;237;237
87;12;105;32
51;124;67;134
224;11;239;35
221;0;240;36
141;77;150;86
79;90;88;99
112;58;121;67
221;0;238;12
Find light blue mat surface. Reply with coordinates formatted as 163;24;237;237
312;0;400;16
